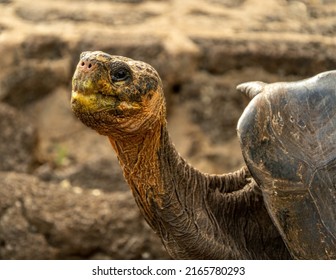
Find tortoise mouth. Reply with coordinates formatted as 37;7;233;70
71;87;142;120
71;65;120;115
71;89;143;136
71;89;119;114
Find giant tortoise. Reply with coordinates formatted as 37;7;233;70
71;51;335;259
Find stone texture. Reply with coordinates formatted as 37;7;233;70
0;103;38;172
0;172;168;259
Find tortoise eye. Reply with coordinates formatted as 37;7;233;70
112;68;131;82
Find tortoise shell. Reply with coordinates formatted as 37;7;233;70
237;71;336;259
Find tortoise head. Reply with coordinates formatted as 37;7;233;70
71;51;166;136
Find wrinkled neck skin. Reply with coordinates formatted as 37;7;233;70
108;119;291;260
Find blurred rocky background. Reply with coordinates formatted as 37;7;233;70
0;0;336;259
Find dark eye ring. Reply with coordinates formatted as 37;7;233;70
112;68;130;82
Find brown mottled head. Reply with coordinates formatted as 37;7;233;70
71;51;166;136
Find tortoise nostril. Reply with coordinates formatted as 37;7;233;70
79;60;95;71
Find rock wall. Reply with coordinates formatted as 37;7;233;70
0;0;336;259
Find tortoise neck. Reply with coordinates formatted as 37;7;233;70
108;122;237;258
108;119;166;228
108;126;162;180
108;122;290;259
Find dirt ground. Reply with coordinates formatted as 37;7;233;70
0;0;335;259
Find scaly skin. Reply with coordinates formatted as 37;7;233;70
71;51;291;259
